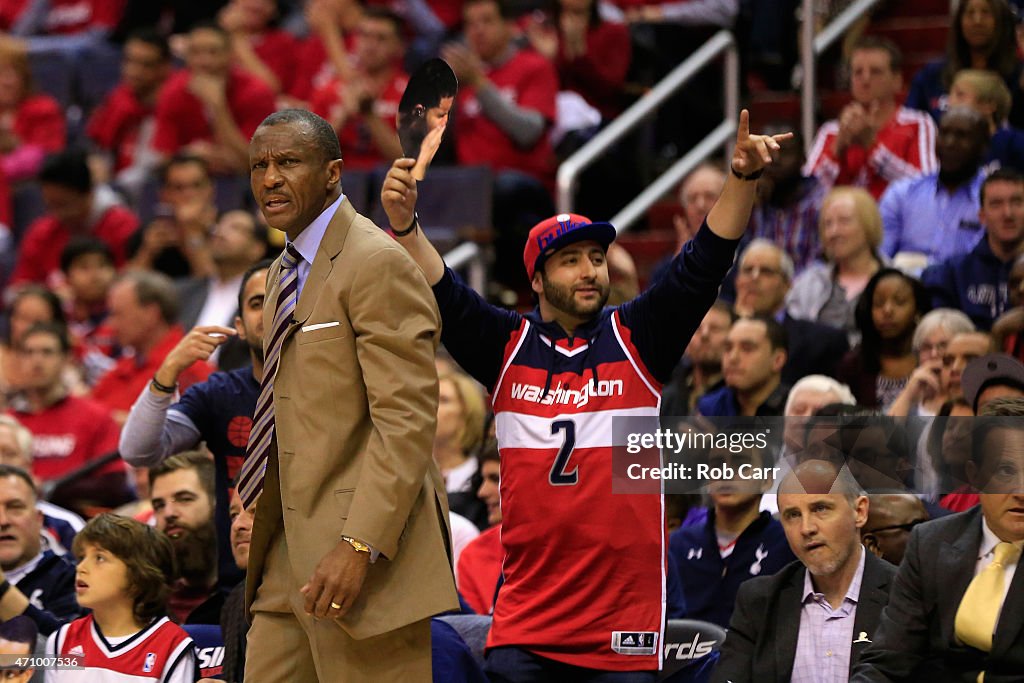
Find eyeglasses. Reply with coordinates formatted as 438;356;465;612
738;265;782;279
864;519;927;535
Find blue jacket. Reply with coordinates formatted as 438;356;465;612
13;550;81;635
669;509;796;628
921;237;1011;331
696;383;789;418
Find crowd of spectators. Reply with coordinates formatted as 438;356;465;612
0;0;1021;681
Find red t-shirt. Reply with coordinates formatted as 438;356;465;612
0;0;123;33
0;0;27;30
10;395;121;482
456;525;503;615
86;83;155;172
288;33;358;102
454;49;558;182
90;326;213;416
425;0;464;31
151;68;276;157
41;0;125;34
12;94;66;152
252;29;301;94
556;21;631;120
9;204;139;288
309;71;408;170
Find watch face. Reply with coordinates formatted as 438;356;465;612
397;58;458;180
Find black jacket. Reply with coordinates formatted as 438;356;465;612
852;506;1024;683
712;550;896;683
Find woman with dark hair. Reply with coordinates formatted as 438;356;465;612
525;0;631;120
837;268;930;410
906;0;1023;125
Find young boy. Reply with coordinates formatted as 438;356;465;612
46;514;198;682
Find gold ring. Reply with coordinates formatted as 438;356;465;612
330;602;342;610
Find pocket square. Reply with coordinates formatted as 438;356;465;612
301;321;341;332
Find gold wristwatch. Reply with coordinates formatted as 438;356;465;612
341;536;371;554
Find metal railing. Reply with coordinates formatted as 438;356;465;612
445;241;487;293
800;0;886;153
556;29;739;233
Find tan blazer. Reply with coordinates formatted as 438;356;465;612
245;198;459;639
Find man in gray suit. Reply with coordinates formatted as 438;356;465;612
852;397;1024;683
712;459;896;683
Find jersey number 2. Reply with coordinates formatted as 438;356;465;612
549;420;578;486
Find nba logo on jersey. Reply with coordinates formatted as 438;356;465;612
612;631;658;655
143;652;157;673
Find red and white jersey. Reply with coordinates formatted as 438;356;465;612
46;615;196;683
804;105;938;200
488;312;665;671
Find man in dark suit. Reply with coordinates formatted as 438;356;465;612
733;238;849;385
712;459;896;683
852;397;1024;682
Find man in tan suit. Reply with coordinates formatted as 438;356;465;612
240;109;459;682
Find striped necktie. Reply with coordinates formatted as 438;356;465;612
238;245;301;509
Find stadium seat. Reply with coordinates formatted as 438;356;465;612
368;165;493;252
435;614;491;669
341;168;371;216
11;182;46;242
660;619;727;682
73;40;123;115
28;50;75;109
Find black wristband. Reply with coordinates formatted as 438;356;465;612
0;580;11;600
151;375;177;394
391;212;419;237
731;165;763;181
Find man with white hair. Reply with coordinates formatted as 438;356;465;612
764;375;857;515
734;238;849;385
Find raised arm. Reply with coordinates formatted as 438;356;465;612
706;109;792;240
381;154;447;285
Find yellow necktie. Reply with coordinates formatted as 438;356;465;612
955;542;1022;652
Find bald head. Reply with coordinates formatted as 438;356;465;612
778;459;869;580
862;493;928;565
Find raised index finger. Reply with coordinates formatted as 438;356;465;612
737;108;750;141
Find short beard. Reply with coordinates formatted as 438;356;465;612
171;521;218;586
541;275;609;321
248;337;264;364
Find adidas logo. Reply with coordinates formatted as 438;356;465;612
69;645;84;657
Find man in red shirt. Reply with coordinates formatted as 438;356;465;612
9;151;138;290
7;322;121;485
91;271;212;424
310;7;408;171
441;0;559;286
805;36;937;200
87;28;172;199
151;21;276;175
